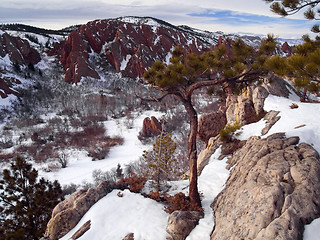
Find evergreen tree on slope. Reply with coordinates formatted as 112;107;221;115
0;156;63;240
144;36;277;207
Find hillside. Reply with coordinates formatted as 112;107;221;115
0;16;319;240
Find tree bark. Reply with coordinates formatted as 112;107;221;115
181;97;202;207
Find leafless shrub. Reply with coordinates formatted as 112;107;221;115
54;151;69;168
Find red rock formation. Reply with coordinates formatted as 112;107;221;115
46;40;65;56
0;76;21;98
281;42;293;57
0;32;40;65
60;17;210;84
217;36;233;59
140;116;162;138
0;31;40;99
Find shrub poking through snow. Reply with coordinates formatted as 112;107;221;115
219;122;242;142
290;103;299;109
163;192;203;214
144;191;203;214
118;173;147;193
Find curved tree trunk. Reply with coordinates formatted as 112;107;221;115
182;97;202;207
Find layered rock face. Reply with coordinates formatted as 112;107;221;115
0;31;41;98
60;17;210;84
211;133;320;240
0;32;40;65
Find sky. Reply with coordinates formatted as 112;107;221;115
0;0;315;39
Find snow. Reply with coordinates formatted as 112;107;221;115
165;52;172;65
120;55;132;71
40;111;163;185
119;17;161;28
0;54;12;68
304;218;320;240
154;35;161;45
0;93;16;108
58;147;229;240
236;94;320;154
59;189;170;240
187;148;229;239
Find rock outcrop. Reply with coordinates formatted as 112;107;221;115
0;76;21;98
281;42;293;57
0;31;41;98
198;110;226;145
211;133;320;240
43;181;116;240
139;116;162;139
0;32;41;65
70;220;91;240
60;17;210;84
261;110;281;135
122;233;134;240
166;210;204;240
226;85;268;125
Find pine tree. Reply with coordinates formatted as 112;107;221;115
0;156;63;240
142;132;179;191
266;37;320;101
264;0;320;34
144;36;277;207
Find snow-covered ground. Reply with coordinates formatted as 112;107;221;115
237;94;320;154
59;147;229;240
40;110;163;185
54;92;320;240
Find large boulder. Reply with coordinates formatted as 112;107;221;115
198;110;227;145
43;181;115;240
211;133;320;240
166;210;204;240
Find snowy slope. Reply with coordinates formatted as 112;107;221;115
54;91;320;240
40;110;163;185
58;149;229;240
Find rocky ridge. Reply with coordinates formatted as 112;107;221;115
59;17;211;84
211;133;320;240
0;17;295;99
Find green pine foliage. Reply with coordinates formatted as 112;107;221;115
144;35;277;207
142;133;181;191
264;0;320;34
219;122;242;142
144;36;277;92
0;156;63;240
265;37;320;101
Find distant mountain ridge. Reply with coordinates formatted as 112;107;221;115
0;16;295;98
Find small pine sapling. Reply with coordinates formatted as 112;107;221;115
142;132;180;191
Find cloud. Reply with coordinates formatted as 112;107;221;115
0;0;314;38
